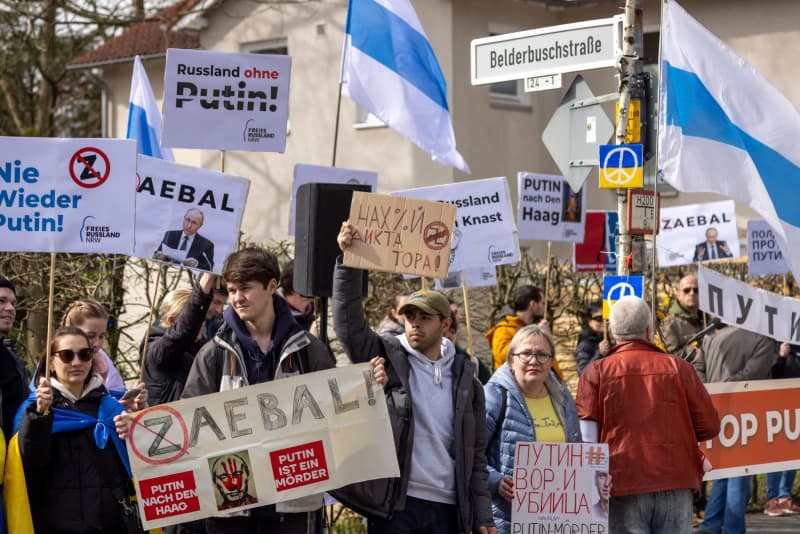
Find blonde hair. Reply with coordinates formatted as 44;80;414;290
506;324;556;365
159;289;192;328
61;298;107;328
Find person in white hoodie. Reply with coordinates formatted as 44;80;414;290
331;221;495;534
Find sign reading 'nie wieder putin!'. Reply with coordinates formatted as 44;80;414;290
162;48;291;152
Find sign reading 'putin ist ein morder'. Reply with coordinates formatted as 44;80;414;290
162;48;291;152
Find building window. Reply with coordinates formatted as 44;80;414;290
489;78;530;109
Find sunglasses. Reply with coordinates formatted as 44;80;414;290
682;287;699;294
590;315;604;322
53;348;94;363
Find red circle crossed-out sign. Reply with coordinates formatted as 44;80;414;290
129;405;190;466
69;146;111;188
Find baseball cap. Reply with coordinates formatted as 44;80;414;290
398;289;450;318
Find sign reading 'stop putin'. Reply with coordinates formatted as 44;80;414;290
162;48;291;152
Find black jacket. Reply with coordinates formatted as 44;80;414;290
772;344;800;379
0;339;28;440
19;385;133;533
157;230;215;271
141;283;212;405
575;327;605;375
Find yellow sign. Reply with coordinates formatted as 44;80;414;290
615;99;641;143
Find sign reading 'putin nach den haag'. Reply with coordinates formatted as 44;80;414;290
598;143;643;189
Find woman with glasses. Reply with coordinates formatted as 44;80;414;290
576;300;611;375
17;325;137;533
484;325;581;533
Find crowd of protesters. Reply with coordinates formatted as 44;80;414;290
1;227;798;533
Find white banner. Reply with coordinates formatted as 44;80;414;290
134;156;249;274
394;177;520;272
162;48;291;152
516;172;586;243
0;137;136;253
289;164;378;235
512;442;610;532
698;265;800;342
435;265;497;290
747;220;789;277
657;200;739;267
128;364;399;529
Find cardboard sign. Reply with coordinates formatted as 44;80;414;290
134;156;249;274
517;172;586;243
512;442;610;532
394;177;520;272
657;200;739;267
698;265;800;343
162;48;291;152
289;164;378;235
574;211;618;273
703;379;800;480
747;220;789;277
0;137;136;254
128;364;399;529
343;191;456;279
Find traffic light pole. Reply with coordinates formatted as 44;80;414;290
615;0;642;276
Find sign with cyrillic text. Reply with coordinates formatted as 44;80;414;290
134;156;250;274
657;200;739;267
698;265;800;343
703;379;800;480
162;48;291;152
747;220;788;277
0;136;136;253
395;177;520;273
512;442;610;532
517;172;585;243
344;192;456;279
127;364;399;529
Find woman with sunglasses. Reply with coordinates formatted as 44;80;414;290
484;325;582;533
575;300;612;375
18;326;136;533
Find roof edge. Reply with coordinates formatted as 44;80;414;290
67;52;167;71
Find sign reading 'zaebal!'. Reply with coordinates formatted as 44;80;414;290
162;48;291;152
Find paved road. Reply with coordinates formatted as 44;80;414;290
744;512;800;533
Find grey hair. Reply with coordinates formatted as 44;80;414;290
506;324;556;365
609;296;651;341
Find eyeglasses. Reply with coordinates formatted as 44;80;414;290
590;315;604;322
682;287;699;294
53;348;94;363
512;351;552;364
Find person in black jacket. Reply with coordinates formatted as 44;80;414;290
21;326;135;533
0;276;28;441
575;300;611;375
141;272;225;405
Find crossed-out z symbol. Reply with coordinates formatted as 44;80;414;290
78;154;98;181
145;415;181;457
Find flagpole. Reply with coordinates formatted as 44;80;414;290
44;253;56;383
460;271;474;356
543;241;552;319
331;82;343;167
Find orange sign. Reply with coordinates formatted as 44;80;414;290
702;379;800;480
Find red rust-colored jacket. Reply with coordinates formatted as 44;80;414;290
576;340;720;497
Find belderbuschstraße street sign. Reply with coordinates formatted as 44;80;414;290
471;16;623;86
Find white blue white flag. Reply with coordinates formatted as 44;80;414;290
126;55;174;160
341;0;469;173
658;1;800;282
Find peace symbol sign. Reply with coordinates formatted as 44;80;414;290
602;146;640;186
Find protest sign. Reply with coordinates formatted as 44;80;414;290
343;192;456;279
698;265;800;343
128;364;399;529
517;172;586;243
162;48;291;152
395;177;520;272
702;379;800;480
602;275;644;319
656;200;739;267
574;211;618;273
435;265;497;291
747;220;789;277
134;156;249;274
0;137;136;254
512;442;610;532
289;164;378;235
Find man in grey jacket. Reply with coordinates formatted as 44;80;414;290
332;221;495;534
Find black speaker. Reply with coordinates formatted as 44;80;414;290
295;182;370;297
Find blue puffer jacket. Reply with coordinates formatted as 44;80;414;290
484;364;582;533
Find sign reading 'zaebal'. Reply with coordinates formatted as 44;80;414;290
128;364;399;530
0;136;136;254
162;48;291;152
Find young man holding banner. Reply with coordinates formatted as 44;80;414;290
181;247;336;533
332;221;495;534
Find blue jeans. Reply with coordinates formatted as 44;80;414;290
609;489;692;534
699;476;751;534
766;470;797;500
